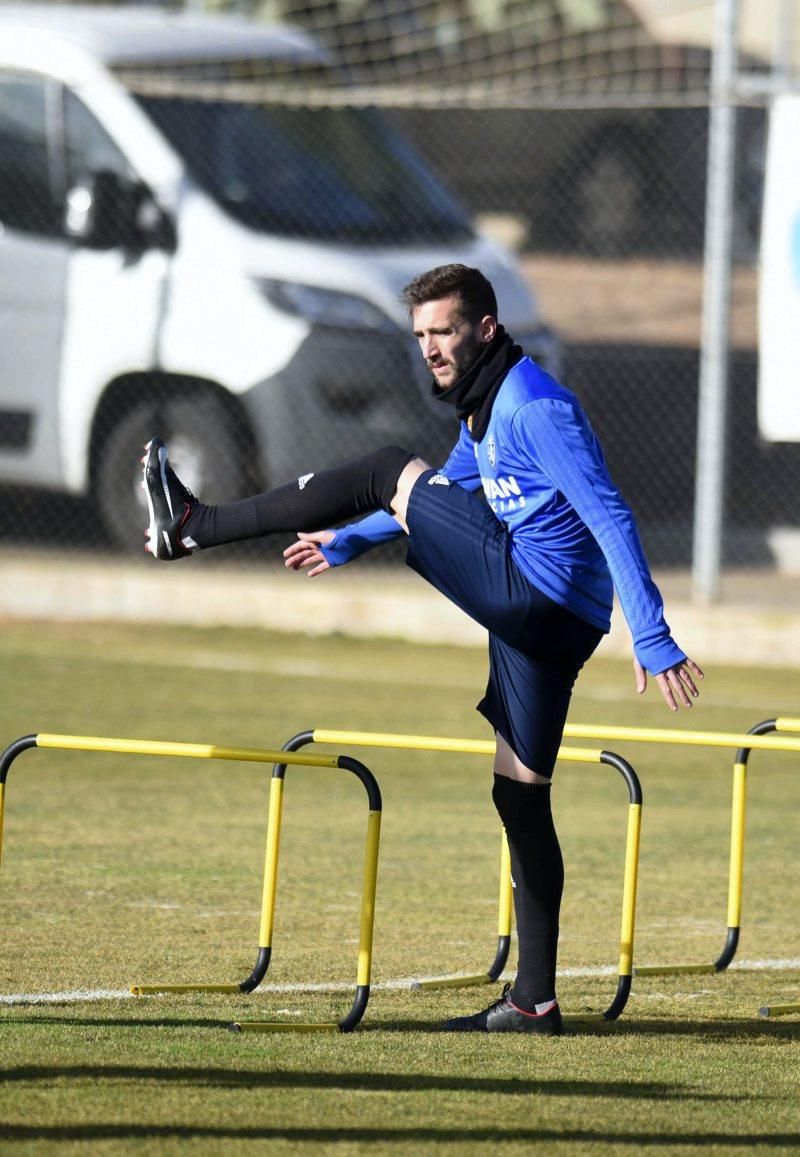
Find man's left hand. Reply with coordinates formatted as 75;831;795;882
634;656;704;711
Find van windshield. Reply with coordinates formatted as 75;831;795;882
136;96;473;243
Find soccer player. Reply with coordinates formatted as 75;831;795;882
142;263;702;1035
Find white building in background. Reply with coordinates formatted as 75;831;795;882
630;3;800;444
758;94;800;442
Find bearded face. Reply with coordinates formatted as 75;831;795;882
411;295;495;389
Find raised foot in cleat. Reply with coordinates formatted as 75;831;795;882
141;436;198;560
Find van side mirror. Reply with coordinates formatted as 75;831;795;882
64;170;175;252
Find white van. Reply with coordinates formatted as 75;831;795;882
0;4;558;548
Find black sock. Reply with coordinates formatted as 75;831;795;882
184;445;415;549
491;773;563;1011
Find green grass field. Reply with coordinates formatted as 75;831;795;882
0;618;799;1154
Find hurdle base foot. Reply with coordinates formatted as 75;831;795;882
562;1013;616;1027
758;1003;800;1018
633;963;717;977
412;973;495;991
230;1021;341;1033
131;983;244;995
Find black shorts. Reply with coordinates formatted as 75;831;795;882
406;470;605;775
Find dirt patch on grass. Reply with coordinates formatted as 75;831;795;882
521;255;758;350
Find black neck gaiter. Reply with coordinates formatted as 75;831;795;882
432;326;523;442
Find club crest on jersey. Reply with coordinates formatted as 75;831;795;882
486;434;496;468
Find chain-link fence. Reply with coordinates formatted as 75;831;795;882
0;0;797;575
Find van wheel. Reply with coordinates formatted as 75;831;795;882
95;394;249;552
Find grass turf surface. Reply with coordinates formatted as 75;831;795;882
0;618;799;1154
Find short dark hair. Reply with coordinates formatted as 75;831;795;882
401;264;498;324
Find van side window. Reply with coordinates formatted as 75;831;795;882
0;73;61;236
63;90;134;187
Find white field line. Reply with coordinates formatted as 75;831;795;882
2;957;799;1006
0;988;135;1005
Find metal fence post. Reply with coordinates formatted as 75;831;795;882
692;0;740;602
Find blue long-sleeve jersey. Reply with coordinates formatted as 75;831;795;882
321;357;685;675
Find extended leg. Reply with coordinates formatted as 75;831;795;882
142;436;424;559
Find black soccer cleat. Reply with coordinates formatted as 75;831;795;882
142;436;198;560
441;984;564;1035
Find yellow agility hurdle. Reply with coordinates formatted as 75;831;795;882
261;728;643;1025
0;732;382;1033
554;721;800;979
747;717;800;1020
